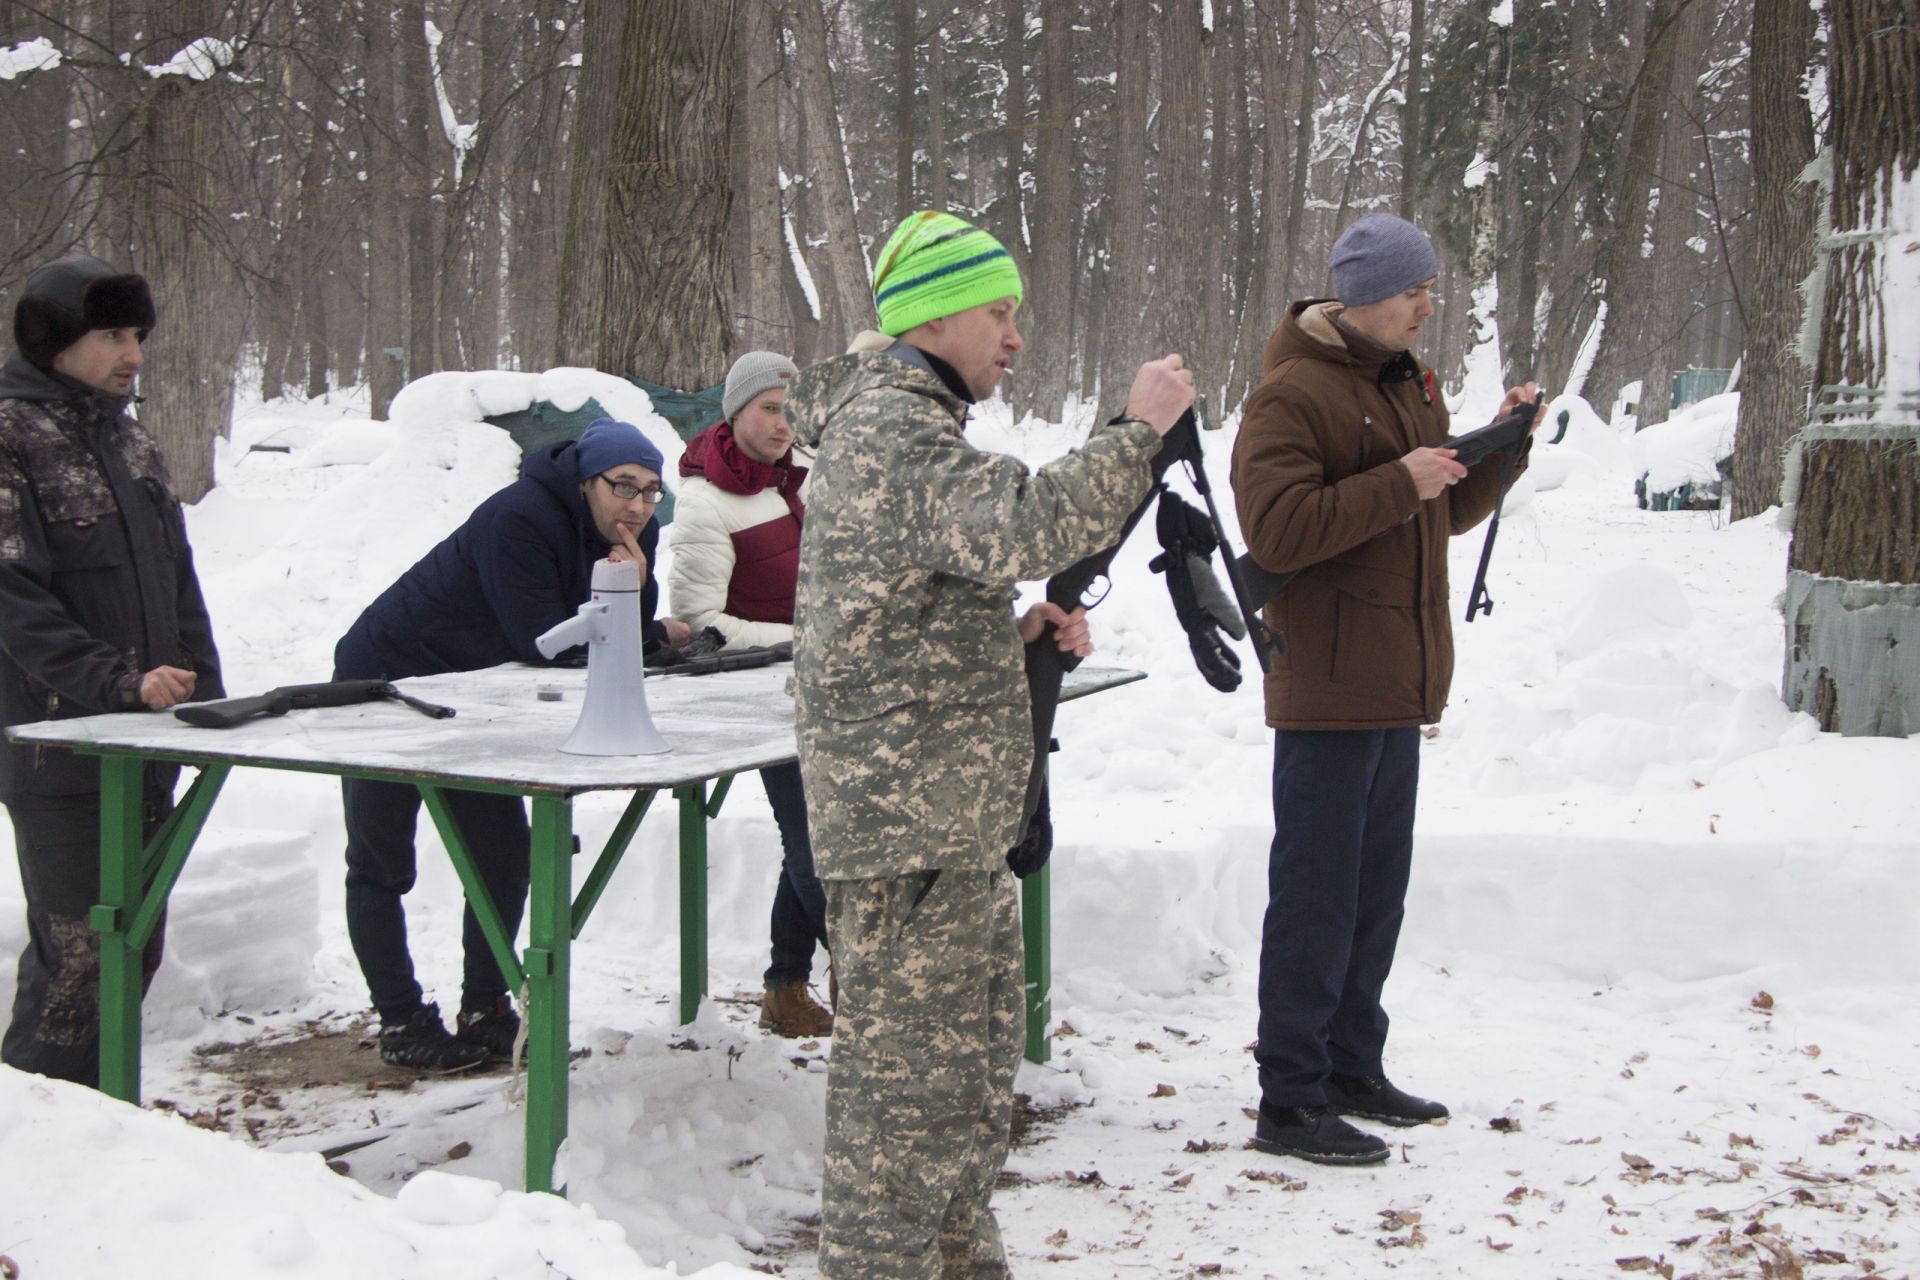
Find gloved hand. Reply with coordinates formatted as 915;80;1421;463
1150;492;1244;692
645;624;728;669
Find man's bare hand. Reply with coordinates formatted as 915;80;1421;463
1122;354;1197;436
1499;380;1542;428
661;617;693;649
1400;447;1469;499
607;526;648;576
139;666;197;710
1018;602;1094;657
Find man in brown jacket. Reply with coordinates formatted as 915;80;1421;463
1231;213;1537;1165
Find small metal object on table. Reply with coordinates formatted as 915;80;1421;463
7;662;1143;1195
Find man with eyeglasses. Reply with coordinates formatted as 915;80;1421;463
332;416;689;1070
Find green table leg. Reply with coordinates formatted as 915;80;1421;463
673;777;735;1026
93;754;146;1101
523;796;573;1196
1022;862;1051;1064
675;783;709;1026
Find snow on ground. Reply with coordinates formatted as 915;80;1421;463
3;372;1917;1280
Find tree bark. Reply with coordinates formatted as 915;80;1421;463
1096;0;1150;408
1157;0;1208;365
555;0;624;366
1397;0;1426;219
131;0;248;502
787;0;875;348
1013;0;1075;418
360;0;407;414
1581;0;1695;418
561;2;738;387
1781;0;1920;737
396;0;441;379
739;0;791;354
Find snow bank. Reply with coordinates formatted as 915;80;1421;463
1632;390;1739;492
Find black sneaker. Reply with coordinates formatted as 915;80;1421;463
378;1003;489;1072
456;996;522;1062
1252;1103;1392;1166
1323;1073;1450;1127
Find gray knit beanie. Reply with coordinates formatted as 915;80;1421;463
1329;214;1438;307
723;351;799;422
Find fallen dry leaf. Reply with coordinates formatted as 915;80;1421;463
1150;1083;1178;1098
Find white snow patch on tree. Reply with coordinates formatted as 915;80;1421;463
0;36;61;79
144;36;237;81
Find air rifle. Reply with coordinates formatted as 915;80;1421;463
1229;394;1547;622
1010;400;1279;875
173;679;456;729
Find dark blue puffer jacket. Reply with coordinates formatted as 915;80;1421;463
334;440;662;680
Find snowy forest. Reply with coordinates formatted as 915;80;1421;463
5;2;1920;1276
0;0;1861;508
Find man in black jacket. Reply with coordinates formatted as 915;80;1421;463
334;417;688;1070
0;253;225;1087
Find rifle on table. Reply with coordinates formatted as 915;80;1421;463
1229;394;1547;622
1010;400;1279;876
173;679;457;729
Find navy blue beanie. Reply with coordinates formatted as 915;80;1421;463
574;418;664;481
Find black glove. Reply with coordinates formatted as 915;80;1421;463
1150;492;1243;693
1005;773;1053;878
646;625;728;669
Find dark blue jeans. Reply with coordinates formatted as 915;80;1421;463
1255;727;1419;1108
761;761;827;985
341;777;530;1024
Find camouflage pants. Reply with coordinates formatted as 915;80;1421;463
821;868;1024;1280
3;796;168;1087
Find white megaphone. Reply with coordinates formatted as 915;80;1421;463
533;558;671;755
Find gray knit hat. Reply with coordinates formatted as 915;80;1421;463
1329;214;1438;307
723;351;799;422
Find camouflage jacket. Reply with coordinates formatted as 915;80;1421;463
0;354;224;801
788;344;1158;879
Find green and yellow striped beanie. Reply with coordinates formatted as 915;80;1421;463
870;210;1023;336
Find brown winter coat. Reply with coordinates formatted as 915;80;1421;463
1230;300;1524;730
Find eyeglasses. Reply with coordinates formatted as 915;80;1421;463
596;475;666;503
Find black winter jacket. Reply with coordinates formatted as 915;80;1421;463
0;354;225;801
334;440;664;681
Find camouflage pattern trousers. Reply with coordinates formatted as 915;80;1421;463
821;867;1024;1279
2;795;168;1087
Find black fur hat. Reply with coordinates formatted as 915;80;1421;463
12;253;157;370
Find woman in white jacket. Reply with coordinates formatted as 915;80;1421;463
668;352;831;1037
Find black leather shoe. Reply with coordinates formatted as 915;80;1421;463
1252;1103;1391;1165
1323;1073;1450;1127
456;996;523;1062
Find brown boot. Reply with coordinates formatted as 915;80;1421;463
759;980;834;1038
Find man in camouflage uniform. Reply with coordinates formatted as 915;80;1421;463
788;209;1194;1278
0;253;224;1086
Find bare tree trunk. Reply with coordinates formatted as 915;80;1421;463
1234;0;1291;398
895;0;916;221
1014;0;1075;417
361;0;407;414
1731;0;1816;518
1157;0;1207;364
739;0;792;354
1096;0;1150;408
787;0;875;348
396;0;440;379
559;3;738;387
1781;0;1920;736
999;0;1027;277
133;0;247;501
1397;0;1427;219
1280;0;1316;304
1583;0;1695;418
556;0;624;366
1462;0;1510;379
926;11;949;210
